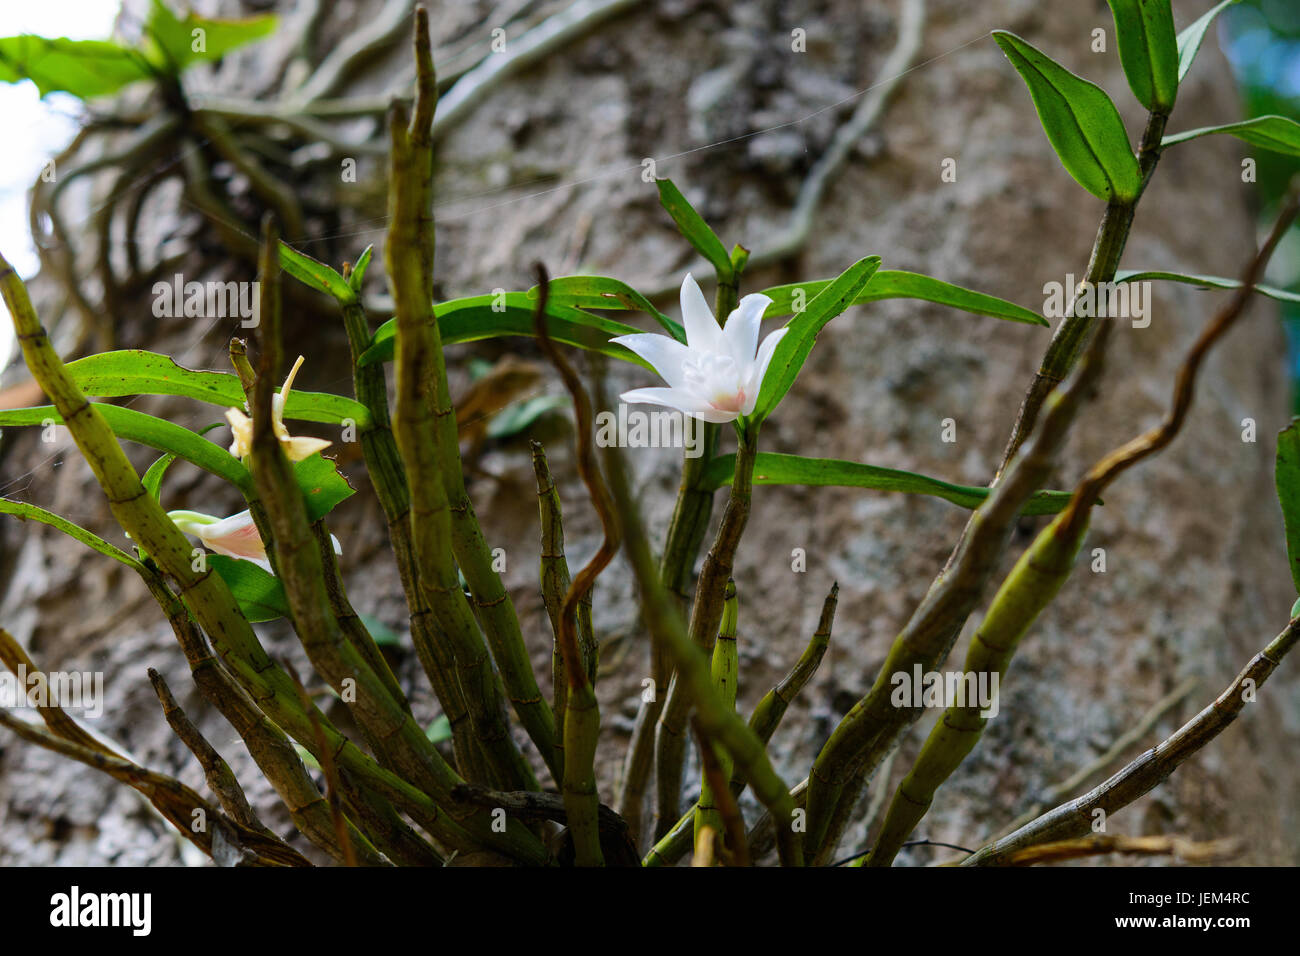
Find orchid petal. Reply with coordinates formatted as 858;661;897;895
724;293;772;369
621;386;739;423
168;511;220;536
742;326;789;415
225;407;253;458
271;356;306;438
680;273;723;354
281;355;306;397
281;435;333;462
610;333;693;390
198;511;269;564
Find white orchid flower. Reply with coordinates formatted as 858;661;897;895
611;273;787;424
167;509;341;575
226;355;333;462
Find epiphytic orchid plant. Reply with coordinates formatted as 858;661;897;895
2;1;1300;869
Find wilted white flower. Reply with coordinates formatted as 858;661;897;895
226;355;332;462
168;509;340;575
612;273;786;423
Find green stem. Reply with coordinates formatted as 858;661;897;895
402;13;557;774
603;433;802;866
384;15;539;793
995;111;1167;474
811;108;1172;861
963;614;1300;866
247;217;545;861
529;265;620;867
619;252;744;839
643;584;836;867
874;187;1300;867
135;565;394;864
338;291;488;785
653;419;759;836
532;441;596;782
804;321;1114;862
693;580;738;852
866;513;1085;866
0;249;518;858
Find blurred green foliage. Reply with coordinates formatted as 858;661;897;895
1223;1;1300;406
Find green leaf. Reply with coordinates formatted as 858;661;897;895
360;614;403;648
0;404;253;494
531;275;684;341
294;453;354;524
1176;0;1241;82
1275;419;1300;594
758;270;1048;327
2;406;342;521
753;256;881;423
65;350;370;427
142;452;179;503
359;295;650;369
0;498;142;569
992;31;1142;202
143;423;222;502
656;179;733;279
1162;115;1300;158
293;745;321;772
207;555;289;623
1105;0;1179;111
426;715;453;745
349;246;374;293
0;35;153;99
143;0;275;73
138;451;182;567
279;241;354;301
486;395;569;440
1116;269;1300;305
702;452;1078;516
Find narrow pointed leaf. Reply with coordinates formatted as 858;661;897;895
143;423;222;502
1177;0;1241;82
1;403;349;523
1116;269;1300;305
64;350;369;426
1106;0;1179;111
358;294;651;369
143;453;179;503
0;498;141;569
1162;115;1300;158
759;270;1047;326
656;179;733;279
279;241;354;301
752;256;881;422
348;245;373;293
529;275;684;340
993;31;1142;202
0;404;252;493
702;452;1078;516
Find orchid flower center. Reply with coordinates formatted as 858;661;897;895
683;351;746;412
